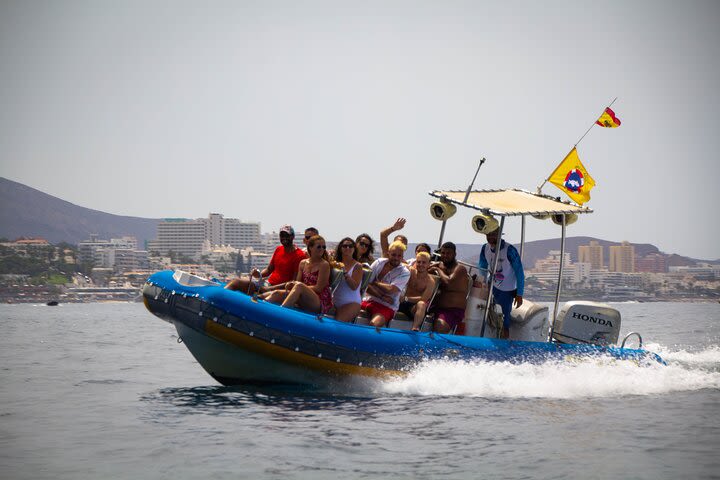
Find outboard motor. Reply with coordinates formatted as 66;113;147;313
552;301;621;346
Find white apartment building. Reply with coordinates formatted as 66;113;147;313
528;250;576;283
149;214;262;258
78;235;139;265
528;249;593;285
668;264;720;279
148;218;207;258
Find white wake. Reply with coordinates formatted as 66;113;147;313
379;345;720;399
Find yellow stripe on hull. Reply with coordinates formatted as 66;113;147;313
204;320;405;380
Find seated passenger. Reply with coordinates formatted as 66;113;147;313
398;251;436;331
355;233;375;265
332;237;364;322
380;218;409;258
362;241;411;328
225;225;306;293
428;242;469;334
266;235;333;315
407;243;432;266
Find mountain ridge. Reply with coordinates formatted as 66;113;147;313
0;177;159;247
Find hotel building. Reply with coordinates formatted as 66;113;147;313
148;214;262;258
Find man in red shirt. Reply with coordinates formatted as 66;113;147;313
225;225;307;294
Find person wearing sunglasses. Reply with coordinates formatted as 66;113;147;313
355;233;375;265
302;227;319;256
332;237;364;322
225;224;306;294
267;235;333;315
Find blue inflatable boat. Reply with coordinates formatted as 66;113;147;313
142;269;663;387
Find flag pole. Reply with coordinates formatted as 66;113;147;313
536;97;617;194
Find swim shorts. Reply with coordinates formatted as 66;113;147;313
397;300;416;319
361;300;395;325
434;307;465;331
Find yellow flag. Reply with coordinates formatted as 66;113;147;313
548;148;596;205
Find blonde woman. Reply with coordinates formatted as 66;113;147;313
277;235;333;314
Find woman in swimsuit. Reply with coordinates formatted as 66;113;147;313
278;235;333;314
332;237;364;322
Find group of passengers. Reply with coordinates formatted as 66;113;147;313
225;220;471;334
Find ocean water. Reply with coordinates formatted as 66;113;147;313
1;302;718;480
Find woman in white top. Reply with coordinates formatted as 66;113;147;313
332;237;364;322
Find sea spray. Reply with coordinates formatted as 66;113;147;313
379;345;720;399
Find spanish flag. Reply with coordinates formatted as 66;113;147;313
548;148;596;205
596;107;621;128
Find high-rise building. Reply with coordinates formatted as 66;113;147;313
148;219;207;257
148;214;262;258
578;240;604;270
222;218;261;250
609;241;635;273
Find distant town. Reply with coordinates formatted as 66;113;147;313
1;213;718;303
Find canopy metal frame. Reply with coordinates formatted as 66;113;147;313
429;188;593;340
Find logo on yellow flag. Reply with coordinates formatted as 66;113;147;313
548;148;596;205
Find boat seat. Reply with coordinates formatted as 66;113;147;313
388;313;414;330
354;310;371;326
329;268;344;293
359;267;373;296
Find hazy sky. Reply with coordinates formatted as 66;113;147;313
1;1;718;259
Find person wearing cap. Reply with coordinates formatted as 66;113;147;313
478;228;525;339
225;225;307;293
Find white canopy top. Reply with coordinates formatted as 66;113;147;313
429;189;592;217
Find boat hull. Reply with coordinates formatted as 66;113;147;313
143;270;663;386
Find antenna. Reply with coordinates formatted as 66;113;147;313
437;158;485;248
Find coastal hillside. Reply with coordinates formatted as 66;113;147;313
1;176;713;266
0;177;159;247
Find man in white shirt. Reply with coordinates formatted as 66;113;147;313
361;241;411;328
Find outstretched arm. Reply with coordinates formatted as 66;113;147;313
380;218;406;257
